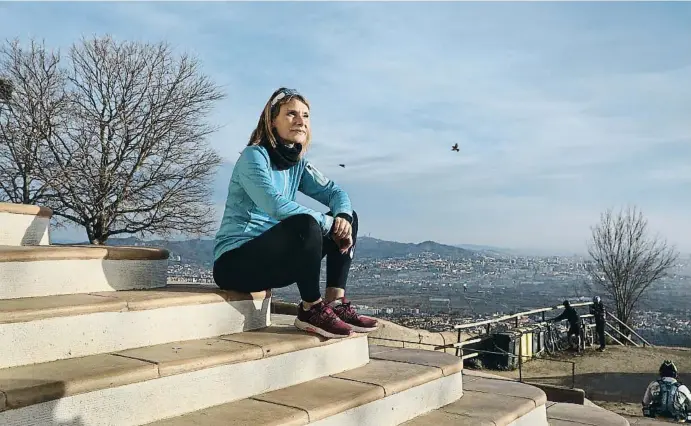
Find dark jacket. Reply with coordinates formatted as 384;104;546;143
553;306;581;326
590;302;607;322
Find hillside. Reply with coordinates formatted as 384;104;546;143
60;235;478;267
356;236;477;260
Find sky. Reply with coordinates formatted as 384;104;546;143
1;2;689;255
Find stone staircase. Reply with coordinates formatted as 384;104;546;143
0;201;634;425
626;416;678;425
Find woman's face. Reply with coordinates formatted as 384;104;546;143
272;98;310;145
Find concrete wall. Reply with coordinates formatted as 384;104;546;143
523;382;586;405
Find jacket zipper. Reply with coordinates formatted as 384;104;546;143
283;170;288;196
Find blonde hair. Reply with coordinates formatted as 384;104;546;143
247;87;311;157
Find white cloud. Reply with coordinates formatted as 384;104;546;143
2;2;690;253
646;165;691;183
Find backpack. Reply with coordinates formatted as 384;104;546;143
651;379;686;419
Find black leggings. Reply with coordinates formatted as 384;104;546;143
595;319;606;348
568;323;584;346
213;211;358;303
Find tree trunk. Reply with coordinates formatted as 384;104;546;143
89;221;108;245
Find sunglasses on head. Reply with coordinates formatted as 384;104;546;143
271;88;302;107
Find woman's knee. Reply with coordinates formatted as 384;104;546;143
283;213;323;247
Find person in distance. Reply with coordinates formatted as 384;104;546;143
550;300;584;353
642;360;691;422
589;296;607;352
213;87;378;339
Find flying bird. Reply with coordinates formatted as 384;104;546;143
451;143;459;152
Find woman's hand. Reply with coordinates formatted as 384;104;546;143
336;234;353;255
331;216;353;254
331;216;352;240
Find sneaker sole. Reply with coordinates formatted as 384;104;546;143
294;318;352;339
348;324;379;333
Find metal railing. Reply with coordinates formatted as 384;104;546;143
449;301;655;394
453;301;653;355
607;312;653;347
453;302;595;358
460;348;578;389
367;301;652;393
453;301;594;331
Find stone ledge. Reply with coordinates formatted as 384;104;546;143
0;332;369;425
0;324;364;412
148;346;463;425
0;202;52;218
407;390;542;425
402;376;548;426
400;371;551;425
0;285;270;324
367;318;462;354
463;371;546;408
626;415;672;424
547;402;629;426
369;344;463;376
0;244;169;262
525;381;586;404
456;368;587;405
270;303;468;355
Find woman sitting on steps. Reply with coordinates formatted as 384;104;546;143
213;87;378;339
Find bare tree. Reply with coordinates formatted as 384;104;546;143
586;206;679;339
0;39;67;205
2;35;225;244
571;277;594;300
0;77;12;101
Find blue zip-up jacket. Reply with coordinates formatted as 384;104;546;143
214;144;353;261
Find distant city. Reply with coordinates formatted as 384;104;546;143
156;236;691;348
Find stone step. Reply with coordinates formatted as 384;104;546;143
0;244;169;299
547;402;630;425
0;202;52;246
0;323;370;426
402;369;549;426
146;345;464;426
0;285;270;368
416;371;629;426
626;415;679;424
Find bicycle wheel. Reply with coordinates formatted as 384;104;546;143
545;327;558;355
557;332;569;352
553;328;567;352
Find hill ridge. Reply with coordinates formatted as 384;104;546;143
54;235;479;266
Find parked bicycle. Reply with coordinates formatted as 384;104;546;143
582;322;595;348
543;321;569;355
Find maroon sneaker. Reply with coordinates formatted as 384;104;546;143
330;298;379;333
294;301;353;338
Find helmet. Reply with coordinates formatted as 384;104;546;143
563;300;570;307
593;296;601;304
660;360;678;378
